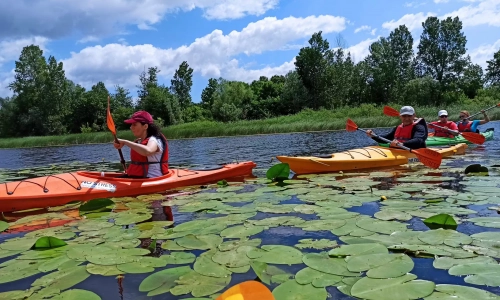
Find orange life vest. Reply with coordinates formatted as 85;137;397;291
126;134;169;178
431;121;455;137
394;118;427;143
457;121;472;132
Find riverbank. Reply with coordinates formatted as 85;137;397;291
1;103;498;149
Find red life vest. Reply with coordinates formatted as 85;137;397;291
394;122;416;142
126;134;169;178
431;121;455;137
457;121;472;132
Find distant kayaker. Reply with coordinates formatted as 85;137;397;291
427;110;459;138
457;110;489;133
365;106;427;149
113;111;169;178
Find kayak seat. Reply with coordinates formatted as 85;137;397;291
313;154;333;159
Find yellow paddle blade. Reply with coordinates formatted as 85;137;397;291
106;95;116;135
216;281;274;300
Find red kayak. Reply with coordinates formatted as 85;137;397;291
0;161;256;212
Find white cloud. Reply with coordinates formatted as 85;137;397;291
0;70;15;98
405;2;427;8
224;58;296;82
0;36;50;66
469;39;500;68
434;0;449;3
382;12;436;31
0;0;280;40
344;37;379;63
61;15;346;90
354;25;371;33
442;0;500;27
371;28;377;35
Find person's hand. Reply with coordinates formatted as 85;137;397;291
389;140;402;148
481;109;487;115
365;129;373;137
113;139;126;149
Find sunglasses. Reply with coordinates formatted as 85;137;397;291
459;115;466;118
439;115;448;118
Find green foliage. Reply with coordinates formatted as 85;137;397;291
266;163;290;182
485;49;500;87
170;61;194;111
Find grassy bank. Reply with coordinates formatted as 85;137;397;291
1;103;499;149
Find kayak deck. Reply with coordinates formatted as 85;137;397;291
276;144;467;175
0;161;256;212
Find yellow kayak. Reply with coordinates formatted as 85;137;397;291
276;143;467;175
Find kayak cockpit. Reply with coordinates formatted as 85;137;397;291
76;170;176;181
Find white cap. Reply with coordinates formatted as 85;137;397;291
438;110;448;117
400;106;415;116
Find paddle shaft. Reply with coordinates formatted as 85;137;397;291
465;104;498;120
428;123;458;134
357;127;413;152
112;133;127;172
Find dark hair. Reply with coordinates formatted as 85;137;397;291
144;122;161;138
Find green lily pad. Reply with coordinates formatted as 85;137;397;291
423;214;458;230
0;259;43;284
295;267;343;287
337;277;362;297
266;163;290;181
194;250;232;278
117;262;155;274
418;229;472;247
329;243;388;257
247;245;303;265
86;264;123;276
79;198;114;214
161;240;186;251
0;221;9;232
467;217;500;228
424;284;500;299
170;270;231;298
299;219;347;232
175;234;222;250
0;237;38;251
31;265;91;291
302;253;360;276
51;289;101;300
220;225;263;239
247;216;305;227
295;239;338;250
218;238;261;252
346;253;414;278
33;236;67;249
113;211;152;226
139;266;192;296
389;244;476;258
250;261;290;285
212;246;252;268
374;210;412;221
355;218;408;234
163;252;196;264
38;255;73;272
272;279;327;300
433;256;498;270
448;263;500;286
351;274;435;300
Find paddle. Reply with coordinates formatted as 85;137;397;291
346;118;442;169
383;106;486;145
106;96;127;172
215;281;274;300
464;102;500;120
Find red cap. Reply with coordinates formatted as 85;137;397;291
124;111;153;124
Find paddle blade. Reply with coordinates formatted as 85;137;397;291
383;105;400;117
216;281;274;300
460;132;486;145
412;148;442;169
346;118;358;132
106;96;116;135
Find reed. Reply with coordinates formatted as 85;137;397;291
0;103;498;149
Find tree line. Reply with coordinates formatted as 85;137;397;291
1;15;500;138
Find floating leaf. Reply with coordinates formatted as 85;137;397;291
272;279;327;300
79;198;114;214
424;284;500;300
351;274;435;300
464;164;489;175
374;210;412;221
247;245;303;265
86;264;123;276
113;211;152;226
418;229;472;247
212;247;251;268
31;265;91;292
433;256;497;270
346;253;414;278
170;270;231;297
117;262;155;274
329;243;388;257
0;237;38;251
266;163;290;182
139;266;192;296
194;250;231;278
448;263;500;286
0;259;43;284
295;267;343;287
163;252;196;264
161;240;186;251
51;289;101;300
38;255;73;272
33;236;67;249
218;238;261;252
220;225;263;239
0;221;8;232
175;234;222;250
250;261;290;285
423;214;458;230
355;218;408;235
295;239;338;250
302;253;359;277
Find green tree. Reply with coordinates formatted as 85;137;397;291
113;85;133;108
416;16;468;91
69;82;109;132
485;49;500;86
365;25;415;103
201;78;219;111
279;71;308;114
211;80;253;122
295;31;333;109
170;61;194;111
459;63;484;99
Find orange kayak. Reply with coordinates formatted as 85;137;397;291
276;144;467;175
0;161;256;212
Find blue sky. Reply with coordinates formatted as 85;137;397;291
1;0;499;102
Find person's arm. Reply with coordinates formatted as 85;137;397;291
403;124;427;148
447;122;459;136
368;127;396;143
479;110;490;125
114;138;159;156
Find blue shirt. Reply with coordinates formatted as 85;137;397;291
456;120;481;132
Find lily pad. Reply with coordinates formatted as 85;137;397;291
272;279;327;300
51;289;101;300
329;243;388;257
212;248;251;268
295;267;343;287
423;214;458;230
433;256;498;270
295;239;338;250
0;221;9;232
448;263;500;286
418;229;472;247
139;266;192;296
346;253;414;278
266;163;290;181
163;252;196;264
247;245;303;265
86;264;123;276
0;259;43;284
170;270;231;297
175;234;223;250
250;261;291;285
31;265;91;292
33;236;67;249
424;284;500;299
302;253;360;277
356;218;408;235
247;216;305;227
220;225;263;239
193;250;232;278
374;210;412;221
218;238;261;252
351;273;435;300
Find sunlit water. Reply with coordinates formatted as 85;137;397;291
1;122;500;299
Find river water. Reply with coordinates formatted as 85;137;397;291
0;122;499;299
